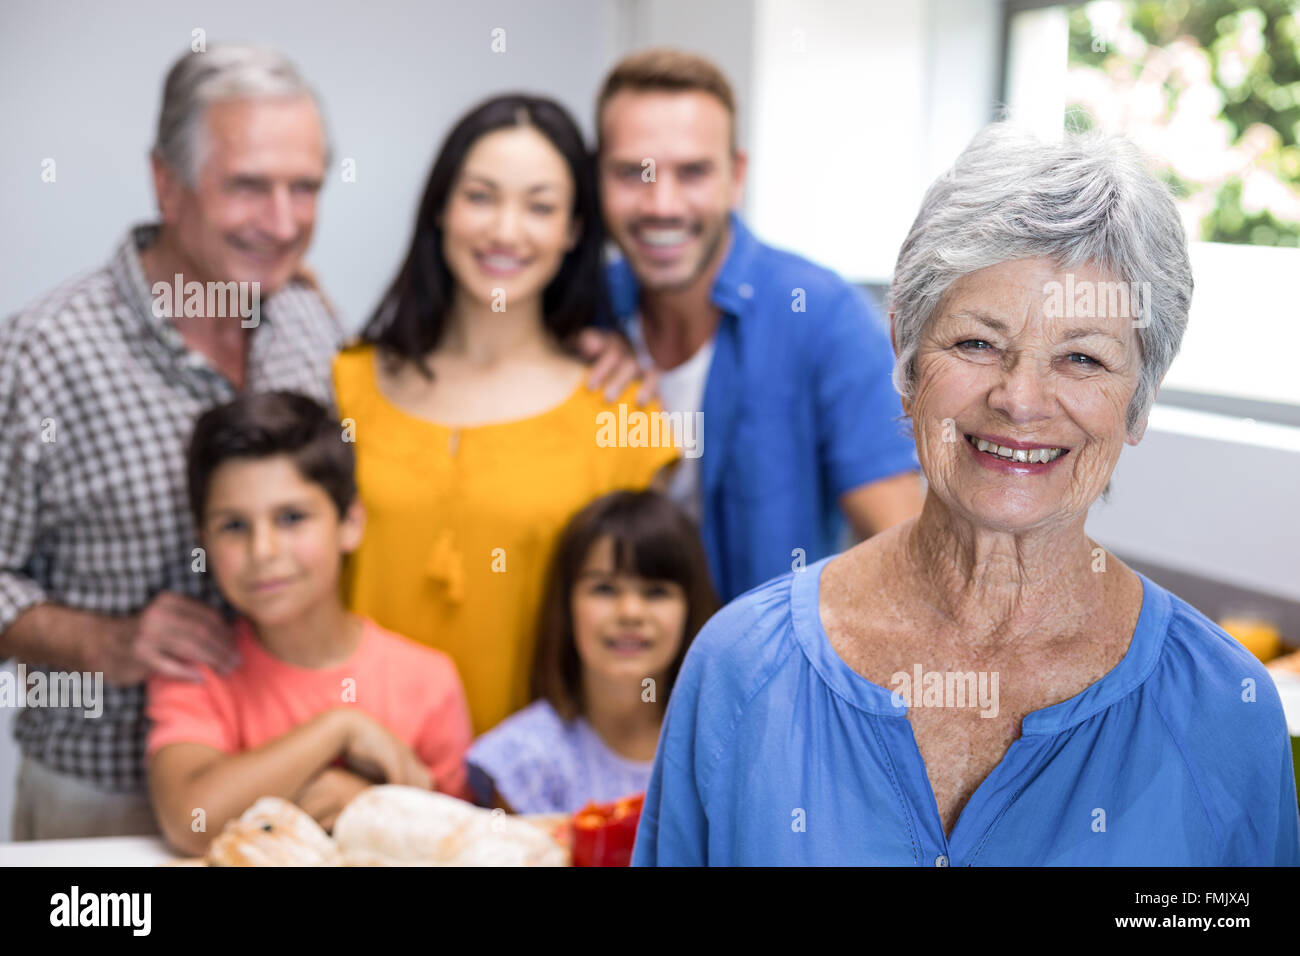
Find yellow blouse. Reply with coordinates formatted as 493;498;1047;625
332;345;679;734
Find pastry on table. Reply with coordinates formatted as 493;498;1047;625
206;797;343;866
332;786;569;867
202;787;569;866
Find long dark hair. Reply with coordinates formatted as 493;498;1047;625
358;93;608;374
531;490;719;721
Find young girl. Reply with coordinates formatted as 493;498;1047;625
466;490;718;814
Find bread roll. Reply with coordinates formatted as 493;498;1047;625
203;787;568;866
333;787;478;865
333;785;567;866
206;797;343;867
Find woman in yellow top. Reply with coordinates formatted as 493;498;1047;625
334;95;678;735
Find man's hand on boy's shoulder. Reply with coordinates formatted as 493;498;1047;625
295;767;373;833
94;592;238;686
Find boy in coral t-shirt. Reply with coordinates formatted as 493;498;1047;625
146;391;473;856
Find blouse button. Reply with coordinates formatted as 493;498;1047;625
935;854;949;867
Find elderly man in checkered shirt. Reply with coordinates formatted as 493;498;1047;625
0;46;344;840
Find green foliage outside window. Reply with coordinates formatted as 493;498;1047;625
1066;0;1300;246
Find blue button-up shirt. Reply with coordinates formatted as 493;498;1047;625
607;214;918;601
633;556;1300;865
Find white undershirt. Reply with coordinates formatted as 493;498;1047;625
627;314;715;523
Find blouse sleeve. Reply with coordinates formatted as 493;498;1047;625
632;623;713;866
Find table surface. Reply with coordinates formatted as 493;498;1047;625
0;813;573;866
0;835;179;867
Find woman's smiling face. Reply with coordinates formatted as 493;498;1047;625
439;125;577;311
904;256;1147;532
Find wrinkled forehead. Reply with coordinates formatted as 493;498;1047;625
932;257;1146;344
198;95;326;175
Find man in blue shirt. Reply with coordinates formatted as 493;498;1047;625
591;49;922;602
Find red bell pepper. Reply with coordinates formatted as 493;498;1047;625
569;793;645;866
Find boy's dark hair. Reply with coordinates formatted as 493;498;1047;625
186;391;355;527
531;490;719;721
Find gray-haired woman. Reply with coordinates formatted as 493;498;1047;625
633;123;1300;866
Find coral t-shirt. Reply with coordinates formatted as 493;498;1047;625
145;616;472;800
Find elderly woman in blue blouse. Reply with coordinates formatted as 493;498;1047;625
632;124;1300;866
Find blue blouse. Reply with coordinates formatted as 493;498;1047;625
633;556;1300;866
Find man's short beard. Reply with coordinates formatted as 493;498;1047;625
637;218;727;294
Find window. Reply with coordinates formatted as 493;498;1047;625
1003;0;1300;413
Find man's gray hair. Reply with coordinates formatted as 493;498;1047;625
153;44;330;186
889;123;1193;434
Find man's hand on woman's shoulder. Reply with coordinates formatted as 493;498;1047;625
572;327;660;405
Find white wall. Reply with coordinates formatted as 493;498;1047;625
747;0;1002;283
923;0;1003;181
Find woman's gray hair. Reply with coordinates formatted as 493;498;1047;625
153;44;330;186
890;123;1193;434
